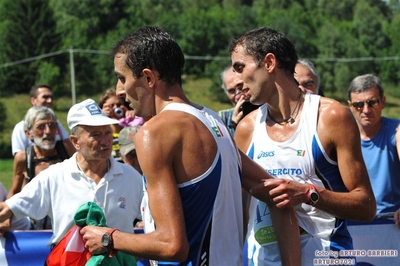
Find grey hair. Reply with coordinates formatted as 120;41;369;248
220;65;233;92
70;126;81;137
347;74;384;101
24;106;57;131
297;58;320;90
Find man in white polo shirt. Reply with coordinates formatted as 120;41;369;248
0;99;143;247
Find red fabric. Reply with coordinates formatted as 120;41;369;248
46;225;91;266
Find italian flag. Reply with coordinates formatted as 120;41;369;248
46;225;91;266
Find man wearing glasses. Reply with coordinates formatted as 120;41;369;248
218;66;260;136
11;84;70;156
217;65;246;136
347;73;400;216
5;106;75;230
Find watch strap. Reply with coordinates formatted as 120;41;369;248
228;120;237;129
107;228;119;258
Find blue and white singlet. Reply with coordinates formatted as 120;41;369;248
141;103;243;266
246;93;354;265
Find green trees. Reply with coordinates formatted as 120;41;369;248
49;0;146;97
0;0;60;96
0;0;399;100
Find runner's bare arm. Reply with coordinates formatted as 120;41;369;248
314;100;376;221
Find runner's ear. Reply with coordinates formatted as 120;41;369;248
142;68;156;89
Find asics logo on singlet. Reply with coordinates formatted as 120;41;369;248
267;168;302;177
257;151;275;159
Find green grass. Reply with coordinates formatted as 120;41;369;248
0;159;13;190
183;76;232;111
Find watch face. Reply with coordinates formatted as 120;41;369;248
102;233;111;247
310;192;319;202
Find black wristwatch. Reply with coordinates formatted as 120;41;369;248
228;120;237;129
102;228;119;257
306;184;319;205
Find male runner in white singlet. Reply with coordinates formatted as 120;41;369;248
230;27;376;265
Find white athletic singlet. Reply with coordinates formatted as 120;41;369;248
246;93;354;266
141;103;243;266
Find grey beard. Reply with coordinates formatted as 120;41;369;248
30;132;56;150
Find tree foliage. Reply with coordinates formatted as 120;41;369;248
0;0;398;100
0;99;6;132
0;0;60;96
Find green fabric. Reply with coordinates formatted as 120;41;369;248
73;202;137;266
74;202;107;227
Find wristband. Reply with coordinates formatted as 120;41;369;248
101;228;119;257
228;120;237;129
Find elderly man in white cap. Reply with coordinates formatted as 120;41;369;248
0;99;143;248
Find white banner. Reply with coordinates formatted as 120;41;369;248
347;216;399;266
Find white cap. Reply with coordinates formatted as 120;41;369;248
67;98;119;130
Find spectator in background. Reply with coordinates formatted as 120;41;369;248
347;74;400;215
217;65;246;135
7;106;75;230
294;58;324;96
8;106;74;198
118;126;142;175
99;87;144;162
11;84;70;156
0;99;143;247
99;88;144;126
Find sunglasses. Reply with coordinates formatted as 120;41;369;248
351;99;380;110
234;86;245;96
35;122;58;131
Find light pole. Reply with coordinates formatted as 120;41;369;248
69;48;76;105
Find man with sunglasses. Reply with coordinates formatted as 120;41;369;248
348;74;400;216
8;106;75;199
218;66;260;136
11;84;70;156
217;65;246;136
5;106;75;230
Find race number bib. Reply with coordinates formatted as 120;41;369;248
253;201;278;246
